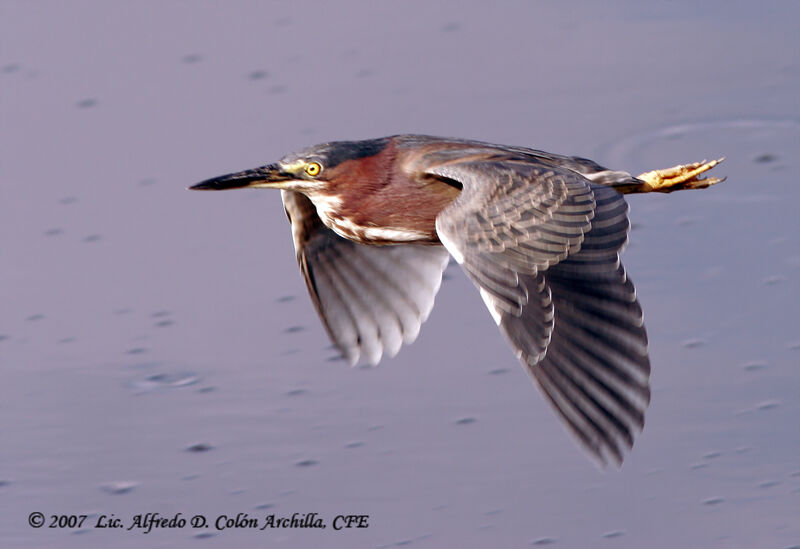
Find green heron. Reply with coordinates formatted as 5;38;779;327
191;135;724;465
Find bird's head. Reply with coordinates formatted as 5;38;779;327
190;138;393;196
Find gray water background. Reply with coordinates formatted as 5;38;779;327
1;1;798;547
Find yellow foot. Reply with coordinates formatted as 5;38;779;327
634;158;726;193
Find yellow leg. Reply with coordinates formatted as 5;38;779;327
629;158;726;194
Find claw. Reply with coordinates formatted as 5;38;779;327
634;157;726;193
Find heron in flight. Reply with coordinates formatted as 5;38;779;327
192;135;724;465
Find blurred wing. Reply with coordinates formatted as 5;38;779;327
282;190;450;366
429;159;650;465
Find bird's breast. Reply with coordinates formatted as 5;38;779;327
308;192;435;245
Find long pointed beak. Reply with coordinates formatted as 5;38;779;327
190;164;290;191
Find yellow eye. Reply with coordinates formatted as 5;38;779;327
305;162;322;177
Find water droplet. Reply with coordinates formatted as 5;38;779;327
531;537;557;545
76;98;97;108
181;54;202;64
294;459;318;468
83;234;102;243
763;275;787;286
703;451;723;460
441;22;461;32
602;530;625;538
126;347;147;355
284;326;305;333
58;196;78;205
756;401;780;411
276;295;296;303
26;314;45;322
194;532;216;539
286;389;307;396
455;417;477;425
128;371;200;393
488;368;509;375
100;481;138;495
186;443;213;453
702;497;724;505
162;373;198;387
344;441;364;449
754;153;777;163
682;338;705;349
254;502;274;510
758;480;780;488
742;361;767;371
248;70;268;80
44;228;63;236
2;63;20;73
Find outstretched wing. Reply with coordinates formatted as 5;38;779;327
281;190;450;366
429;158;650;465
